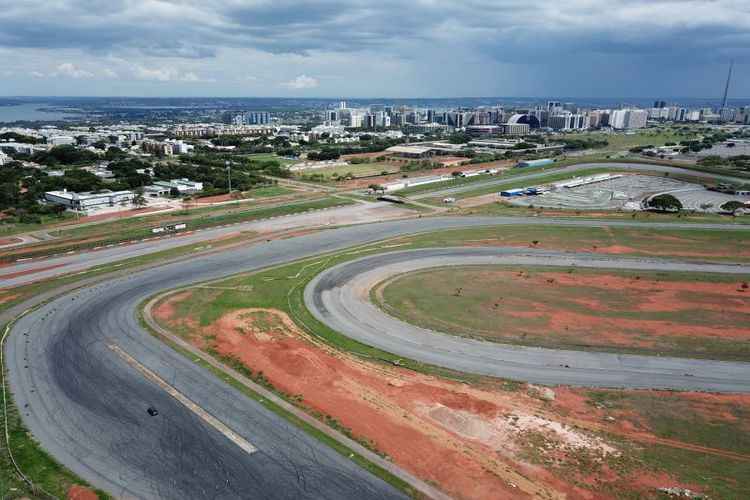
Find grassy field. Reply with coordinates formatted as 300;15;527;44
241;185;294;198
244;153;299;166
374;265;750;361
295;162;400;181
0;197;351;263
149;223;750;499
560;129;697;153
585;389;750;499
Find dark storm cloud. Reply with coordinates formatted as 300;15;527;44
1;0;748;61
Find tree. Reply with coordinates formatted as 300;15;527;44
721;200;746;213
647;194;682;212
132;190;147;208
368;184;384;193
447;132;470;144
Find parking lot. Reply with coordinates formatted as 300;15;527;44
508;174;750;213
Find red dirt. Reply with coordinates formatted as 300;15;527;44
0;237;22;245
75;206;164;223
156;301;713;499
591;243;750;259
449;269;750;351
0;292;19;305
193;193;237;204
67;484;98;500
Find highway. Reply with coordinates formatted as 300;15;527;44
5;209;750;497
410;162;750;199
305;247;750;393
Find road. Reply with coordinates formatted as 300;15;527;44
5;211;750;497
410;162;750;199
4;161;747;288
305;247;750;393
0;201;412;288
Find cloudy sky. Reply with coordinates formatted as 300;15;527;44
0;0;748;98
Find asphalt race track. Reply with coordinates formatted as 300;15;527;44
6;216;750;498
305;247;750;393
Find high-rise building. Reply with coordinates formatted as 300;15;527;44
610;109;648;129
548;112;588;130
654;100;667;109
719;108;737;123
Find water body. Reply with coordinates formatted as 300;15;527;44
0;103;74;123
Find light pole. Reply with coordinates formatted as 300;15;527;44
225;160;232;193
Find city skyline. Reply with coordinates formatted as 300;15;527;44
1;1;748;98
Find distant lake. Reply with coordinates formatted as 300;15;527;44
0;103;77;123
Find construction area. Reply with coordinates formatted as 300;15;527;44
505;174;750;213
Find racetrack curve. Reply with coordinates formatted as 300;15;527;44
305;247;750;393
6;216;750;498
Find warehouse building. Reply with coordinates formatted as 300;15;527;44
44;189;135;213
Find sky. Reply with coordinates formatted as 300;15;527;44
0;0;748;98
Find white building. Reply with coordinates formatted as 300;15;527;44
48;135;76;146
44;189;135;213
548;113;589;131
610;109;648;129
0;150;10;166
145;178;203;197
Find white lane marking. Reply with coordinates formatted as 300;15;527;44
108;344;257;455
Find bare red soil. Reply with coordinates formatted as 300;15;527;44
339;161;513;189
153;296;713;499
67;485;98;500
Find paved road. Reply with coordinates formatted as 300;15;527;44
411;162;750;199
4;210;750;289
305;248;750;393
3;162;747;288
6;216;750;498
0;201;412;288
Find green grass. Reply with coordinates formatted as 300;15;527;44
244;153;299;166
296;162;400;181
586;389;750;499
374;264;750;361
560;129;695;153
0;213;76;238
1;197;351;263
153;223;750;372
150;223;750;498
243;186;294;198
421;167;617;203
